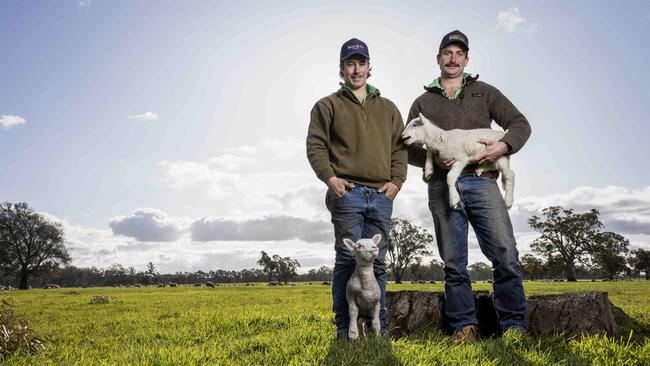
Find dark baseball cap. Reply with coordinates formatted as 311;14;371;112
439;30;469;51
340;38;370;61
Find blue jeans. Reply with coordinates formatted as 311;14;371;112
428;175;527;332
326;185;392;333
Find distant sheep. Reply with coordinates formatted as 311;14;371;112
402;113;515;209
344;234;382;340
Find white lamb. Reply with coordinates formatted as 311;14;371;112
402;113;515;209
344;234;382;340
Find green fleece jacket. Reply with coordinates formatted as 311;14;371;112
307;85;407;189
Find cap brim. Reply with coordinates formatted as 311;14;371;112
440;40;469;51
340;52;370;61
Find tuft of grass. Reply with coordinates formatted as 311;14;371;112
89;295;111;305
0;300;44;358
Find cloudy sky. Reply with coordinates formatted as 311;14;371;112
2;1;649;274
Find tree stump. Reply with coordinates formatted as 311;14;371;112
386;291;630;339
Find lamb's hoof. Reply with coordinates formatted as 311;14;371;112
348;330;359;341
450;199;460;209
424;173;433;180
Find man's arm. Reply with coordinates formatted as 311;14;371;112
306;100;354;198
306;101;336;183
473;87;531;164
488;87;531;155
379;104;408;200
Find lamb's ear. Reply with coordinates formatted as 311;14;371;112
419;113;433;125
371;234;382;245
343;238;357;252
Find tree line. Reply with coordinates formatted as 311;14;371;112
1;201;649;289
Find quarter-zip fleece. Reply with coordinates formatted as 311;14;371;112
307;84;407;189
407;74;531;179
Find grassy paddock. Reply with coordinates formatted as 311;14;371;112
1;281;649;365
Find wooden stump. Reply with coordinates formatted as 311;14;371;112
386;290;629;339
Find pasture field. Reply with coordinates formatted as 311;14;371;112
1;281;650;365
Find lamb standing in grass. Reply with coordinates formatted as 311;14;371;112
344;234;382;340
402;113;515;209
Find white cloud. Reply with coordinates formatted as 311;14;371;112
78;0;93;7
495;7;526;32
109;208;186;242
0;115;26;129
157;139;320;217
127;112;158;122
191;215;332;243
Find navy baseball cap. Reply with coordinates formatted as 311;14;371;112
439;30;469;51
340;38;370;61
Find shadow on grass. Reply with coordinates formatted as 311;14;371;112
324;336;399;366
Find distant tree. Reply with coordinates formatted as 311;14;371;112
387;218;433;284
630;249;650;280
303;266;333;282
408;257;424;281
591;232;630;280
0;202;71;289
468;262;492;281
520;254;545;280
528;206;602;281
425;259;445;281
257;251;277;282
274;255;300;284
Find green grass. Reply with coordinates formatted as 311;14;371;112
1;281;649;365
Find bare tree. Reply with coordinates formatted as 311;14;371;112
0;202;70;289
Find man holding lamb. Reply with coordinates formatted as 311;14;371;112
306;38;407;342
406;30;532;342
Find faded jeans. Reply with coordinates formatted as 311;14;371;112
428;175;527;332
326;185;392;333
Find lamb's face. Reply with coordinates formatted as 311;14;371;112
402;116;427;146
343;234;381;264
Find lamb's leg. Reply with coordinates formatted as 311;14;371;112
424;150;434;179
447;159;469;209
495;156;514;209
347;296;360;341
370;303;381;337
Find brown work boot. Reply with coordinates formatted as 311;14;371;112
452;325;477;343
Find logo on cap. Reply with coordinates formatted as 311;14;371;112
448;34;466;43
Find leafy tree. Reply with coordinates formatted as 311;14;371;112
520;254;545;280
528;206;602;281
424;259;445;281
274;255;301;284
0;202;71;289
387;218;433;284
257;251;277;282
468;262;492;281
591;232;629;280
630;248;650;280
408;257;424;281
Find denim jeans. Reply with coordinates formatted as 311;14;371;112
428;175;527;332
326;185;392;333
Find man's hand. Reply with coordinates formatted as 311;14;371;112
327;176;354;198
474;139;508;165
378;182;400;200
433;154;454;169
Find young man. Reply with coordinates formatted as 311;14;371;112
307;38;407;341
407;30;531;342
